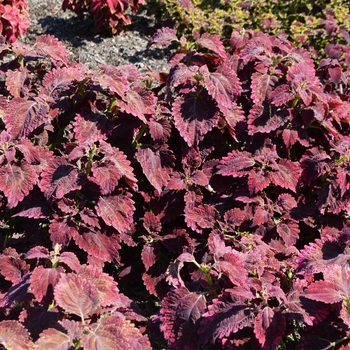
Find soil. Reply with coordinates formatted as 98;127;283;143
22;0;173;73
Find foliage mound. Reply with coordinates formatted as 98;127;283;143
0;0;30;43
156;0;350;61
62;0;146;34
1;1;350;350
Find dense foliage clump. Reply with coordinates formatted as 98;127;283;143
0;0;30;42
154;0;350;62
1;0;350;349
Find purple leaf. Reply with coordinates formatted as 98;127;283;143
160;287;206;350
96;193;134;234
54;273;100;318
5;69;28;98
269;84;294;106
173;96;218;147
148;117;172;144
270;159;301;192
34;35;70;64
39;157;82;199
58;252;81;272
136;145;174;193
197;33;227;61
5;97;49;138
254;307;285;349
201;64;241;108
146;27;178;53
119;87;156;123
78;265;120;307
42;66;83;98
0;320;34;350
199;297;254;344
0;248;30;283
35;328;72;350
141;243;158;271
251;73;277;104
94;64;128;96
74;227;121;263
217;150;255;177
0;162;37;208
82;315;152;350
29;266;63;304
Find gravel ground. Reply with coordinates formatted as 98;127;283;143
22;0;172;72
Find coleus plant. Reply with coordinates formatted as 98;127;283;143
0;0;30;43
62;0;146;34
0;24;350;350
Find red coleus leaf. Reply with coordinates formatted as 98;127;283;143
141;243;159;271
73;113;108;145
254;307;285;349
287;63;322;106
34;35;69;64
197;33;227;61
199;296;254;344
296;237;350;276
281;129;298;149
54;273;100;318
247;104;290;135
49;216;77;247
277;220;300;246
285;286;329;326
200;64;241;108
270;159;301;192
5;97;49;138
172;96;218;147
269;84;294;106
57;252;81;272
166;252;197;289
146;27;178;53
74;227;121;263
300;147;332;185
94;64;128;97
248;168;271;194
41;66;83;99
160;287;206;350
99;141;138;190
148;117;172;144
78;265;120;307
0;248;30;283
5;69;28;98
215;252;247;286
143;211;161;234
136;145;174;193
0;273;32;308
96;193;134;234
185;203;218;233
39;157;82;199
119;87;156;123
29;266;63;304
304;265;350;303
0;320;34;350
217;150;255;177
0;162;37;208
82;315;152;350
90;160;124;195
35;328;72;350
251;73;277;104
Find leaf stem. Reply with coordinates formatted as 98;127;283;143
132;123;147;148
